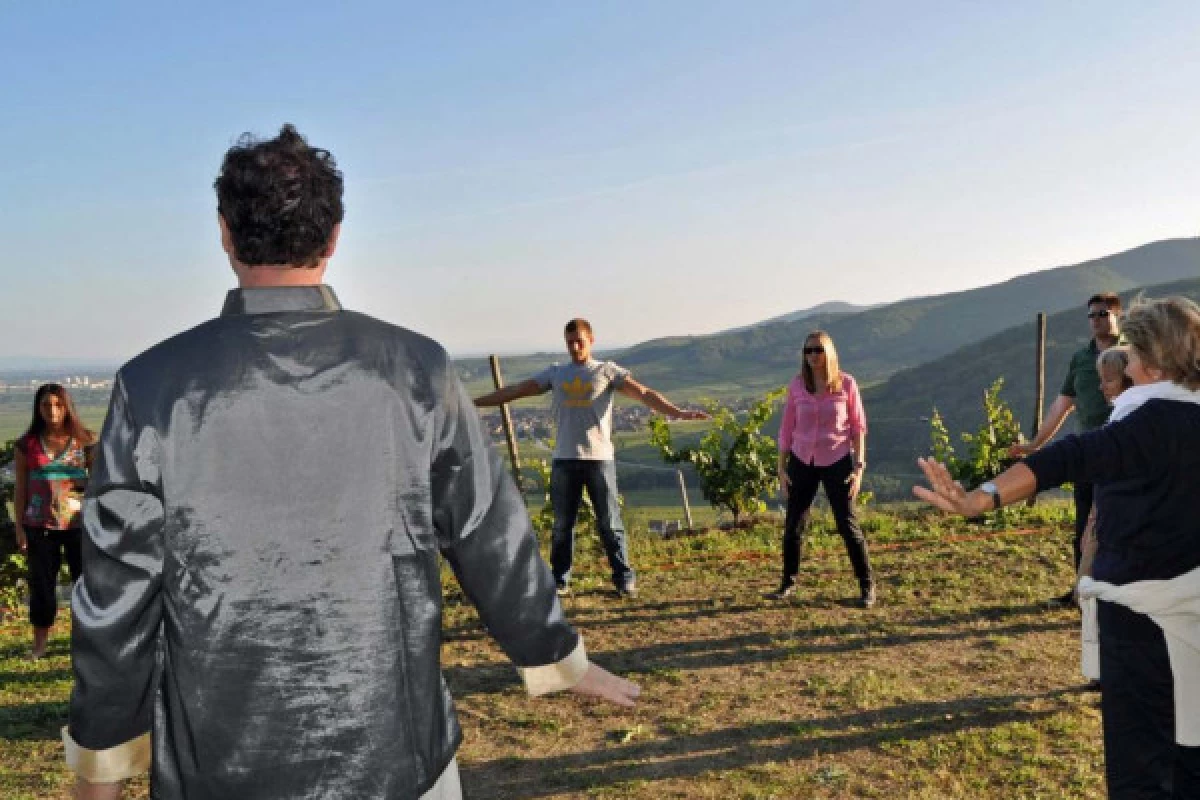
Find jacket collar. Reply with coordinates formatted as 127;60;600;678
220;285;342;316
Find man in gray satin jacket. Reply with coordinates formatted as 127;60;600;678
65;125;639;800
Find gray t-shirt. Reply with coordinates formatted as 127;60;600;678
533;359;630;460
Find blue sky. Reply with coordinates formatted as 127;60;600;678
3;2;1199;360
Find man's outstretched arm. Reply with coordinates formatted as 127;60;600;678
1010;394;1075;456
67;375;166;800
618;377;709;420
474;378;546;408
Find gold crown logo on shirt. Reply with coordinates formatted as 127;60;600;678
562;377;594;407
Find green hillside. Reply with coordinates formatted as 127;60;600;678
457;238;1199;400
862;276;1200;497
616;237;1200;396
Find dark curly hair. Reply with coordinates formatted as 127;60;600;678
214;124;344;267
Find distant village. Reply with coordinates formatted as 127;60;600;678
0;374;114;393
477;404;654;443
477;396;746;446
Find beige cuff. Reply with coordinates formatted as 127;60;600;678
518;639;588;696
63;727;151;784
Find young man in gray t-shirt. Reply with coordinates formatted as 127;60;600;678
475;318;707;597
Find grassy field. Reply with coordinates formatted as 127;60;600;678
0;500;1106;799
0;405;108;445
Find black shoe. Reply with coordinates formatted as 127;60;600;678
1049;589;1076;607
616;582;638;599
767;584;796;600
859;585;877;609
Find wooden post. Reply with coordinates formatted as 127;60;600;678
488;355;523;491
1027;313;1047;507
677;470;694;530
1033;312;1046;439
984;388;995;446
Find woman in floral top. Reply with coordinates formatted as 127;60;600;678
12;384;95;658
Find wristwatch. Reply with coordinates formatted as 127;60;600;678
979;481;1002;510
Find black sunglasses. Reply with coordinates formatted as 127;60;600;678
1087;310;1112;319
803;346;825;355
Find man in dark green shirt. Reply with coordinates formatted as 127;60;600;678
1010;292;1123;604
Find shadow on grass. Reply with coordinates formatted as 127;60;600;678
443;597;766;643
459;688;1080;798
444;611;1075;697
0;639;69;662
0;667;73;687
445;596;1059;645
0;699;68;741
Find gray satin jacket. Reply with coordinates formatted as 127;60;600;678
65;286;581;799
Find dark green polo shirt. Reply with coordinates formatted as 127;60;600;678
1060;338;1123;431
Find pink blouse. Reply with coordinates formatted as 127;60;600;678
777;372;867;467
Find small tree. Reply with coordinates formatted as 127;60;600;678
650;389;784;526
929;378;1023;490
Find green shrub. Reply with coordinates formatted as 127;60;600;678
649;390;784;526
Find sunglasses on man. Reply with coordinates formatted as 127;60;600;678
1087;310;1112;319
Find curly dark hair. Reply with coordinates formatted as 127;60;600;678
214;124;344;267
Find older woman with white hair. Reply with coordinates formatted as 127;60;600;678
914;296;1200;798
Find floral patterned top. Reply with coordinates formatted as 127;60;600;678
16;432;90;530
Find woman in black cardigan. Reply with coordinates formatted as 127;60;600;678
914;296;1200;799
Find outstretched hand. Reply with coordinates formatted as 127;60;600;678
911;457;984;517
570;663;641;708
676;409;710;421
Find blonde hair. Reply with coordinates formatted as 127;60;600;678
1121;296;1200;390
1096;346;1133;392
801;330;844;394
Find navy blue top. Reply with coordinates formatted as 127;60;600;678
1024;398;1200;585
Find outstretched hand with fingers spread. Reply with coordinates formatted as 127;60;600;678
912;457;978;517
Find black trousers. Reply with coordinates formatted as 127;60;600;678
780;454;873;589
26;526;82;628
1098;600;1200;798
1073;480;1094;569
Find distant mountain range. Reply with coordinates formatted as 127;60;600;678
717;301;878;334
456;237;1200;406
610;237;1200;396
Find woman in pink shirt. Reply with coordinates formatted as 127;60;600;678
772;330;875;607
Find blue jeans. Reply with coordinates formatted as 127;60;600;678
550;459;634;590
